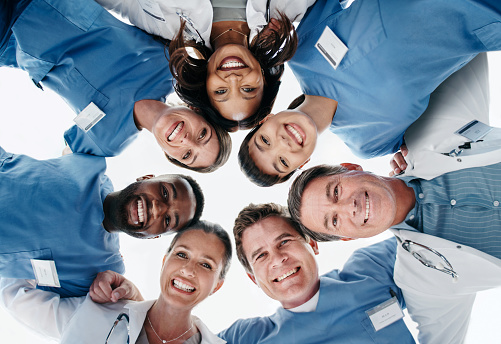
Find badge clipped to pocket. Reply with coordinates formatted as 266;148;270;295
366;296;404;331
455;120;493;142
315;26;349;70
31;259;61;288
73;102;106;133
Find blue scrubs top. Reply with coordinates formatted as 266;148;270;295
1;0;174;156
0;147;124;298
219;238;415;344
289;0;501;158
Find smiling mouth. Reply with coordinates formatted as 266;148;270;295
168;122;183;141
364;192;370;224
274;267;299;282
173;279;195;293
218;56;248;71
285;124;304;146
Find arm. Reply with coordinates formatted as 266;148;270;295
89;270;144;303
0;278;84;340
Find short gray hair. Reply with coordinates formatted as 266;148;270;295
288;165;348;242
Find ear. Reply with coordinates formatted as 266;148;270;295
136;174;155;182
247;273;257;285
340;237;356;242
258;113;274;125
307;238;319;255
147;235;161;240
340;163;363;171
299;158;311;169
211;279;225;295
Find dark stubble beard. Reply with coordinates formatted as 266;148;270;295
108;181;144;236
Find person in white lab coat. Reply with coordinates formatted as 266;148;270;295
0;221;231;344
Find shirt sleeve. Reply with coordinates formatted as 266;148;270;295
338;238;405;308
0;278;85;340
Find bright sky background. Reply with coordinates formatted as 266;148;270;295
1;38;500;343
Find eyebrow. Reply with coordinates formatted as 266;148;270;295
176;245;218;263
188;129;212;166
323;181;334;230
252;137;285;174
249;232;294;262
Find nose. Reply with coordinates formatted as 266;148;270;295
336;198;357;218
271;250;288;268
180;260;196;277
179;131;193;145
151;199;169;219
224;72;243;83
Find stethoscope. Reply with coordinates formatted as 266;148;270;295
396;237;459;282
104;312;130;344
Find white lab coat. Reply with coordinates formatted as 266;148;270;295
402;53;501;180
393;53;501;344
94;0;315;47
0;278;225;344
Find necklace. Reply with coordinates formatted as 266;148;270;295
211;28;248;44
146;315;194;344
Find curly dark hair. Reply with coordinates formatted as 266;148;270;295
168;13;297;131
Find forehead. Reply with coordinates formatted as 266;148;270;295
242;216;298;252
173;230;225;262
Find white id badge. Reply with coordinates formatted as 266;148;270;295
30;259;61;288
315;26;348;70
366;297;404;331
73;102;106;133
455;120;493;142
137;0;165;22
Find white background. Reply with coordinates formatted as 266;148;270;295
1;47;500;342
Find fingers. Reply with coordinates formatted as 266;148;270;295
389;152;407;177
89;270;124;304
400;144;408;157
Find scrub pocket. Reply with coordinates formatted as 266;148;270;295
474;22;501;51
0;248;52;279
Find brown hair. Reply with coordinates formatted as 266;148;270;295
233;203;306;273
168;13;298;131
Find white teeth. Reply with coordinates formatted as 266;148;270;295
137;200;144;224
276;268;298;282
168;122;183;141
286;125;303;145
364;193;369;223
221;61;245;69
173;279;195;292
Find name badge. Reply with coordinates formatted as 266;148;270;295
366;297;404;331
31;259;61;288
315;26;348;70
455;120;493;142
137;0;165;22
74;102;106;133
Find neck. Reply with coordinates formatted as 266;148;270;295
388;178;417;226
282;278;320;310
210;21;250;50
102;192;119;233
134;99;169;132
296;95;338;133
144;299;196;343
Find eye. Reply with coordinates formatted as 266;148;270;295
279;157;289;168
261;136;270;145
334;185;339;200
165;215;171;228
162;185;168;200
242;87;256;93
332;216;338;227
182;150;191;160
279;239;290;247
198;128;207;140
215;89;227;95
201;262;212;270
255;252;266;262
176;252;187;259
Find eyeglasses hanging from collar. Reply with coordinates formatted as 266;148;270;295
399;238;459;282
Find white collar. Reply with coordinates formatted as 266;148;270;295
287;290;320;313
